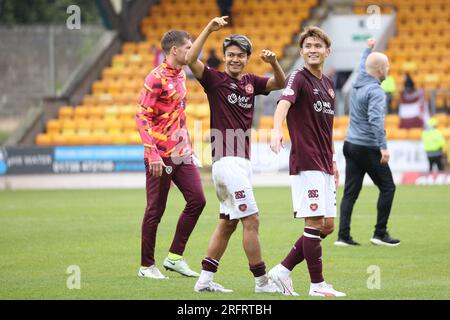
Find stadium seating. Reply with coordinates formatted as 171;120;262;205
36;0;449;148
36;0;318;147
354;0;450;112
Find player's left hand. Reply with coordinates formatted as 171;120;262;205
333;161;339;188
270;129;284;154
260;49;277;64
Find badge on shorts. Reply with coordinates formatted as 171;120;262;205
165;166;173;175
310;203;318;212
239;204;247;212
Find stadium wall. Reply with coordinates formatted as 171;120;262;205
1;142;447;190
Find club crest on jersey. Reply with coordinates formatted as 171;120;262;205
239;204;247;212
245;84;254;94
165;166;173;174
328;89;335;99
310;203;318;211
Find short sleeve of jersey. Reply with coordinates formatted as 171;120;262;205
278;70;304;105
139;73;163;108
198;66;222;91
250;74;270;96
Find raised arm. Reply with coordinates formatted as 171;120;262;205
357;38;375;75
186;16;228;80
260;50;286;91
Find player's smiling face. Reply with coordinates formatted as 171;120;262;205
223;45;249;77
300;37;330;67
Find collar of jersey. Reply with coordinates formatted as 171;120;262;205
162;59;182;77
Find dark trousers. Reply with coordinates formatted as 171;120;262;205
141;157;206;267
428;155;444;172
339;141;396;239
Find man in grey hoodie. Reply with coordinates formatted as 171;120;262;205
335;39;400;247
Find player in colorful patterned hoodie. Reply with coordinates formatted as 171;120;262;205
136;30;206;280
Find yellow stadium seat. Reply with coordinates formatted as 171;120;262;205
335;116;350;129
36;134;51;145
58;106;73;120
76;119;92;134
259;116;274;129
385;114;400;127
61;120;77;135
111;133;128;145
333;128;346;141
52;134;67;145
387;128;408;140
407;128;422;140
432;114;448;127
96;133;113;145
73;107;89;119
46;119;61;134
127;132;142;145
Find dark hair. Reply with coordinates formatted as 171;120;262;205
299;26;331;48
223;34;252;55
404;73;415;91
160;30;191;55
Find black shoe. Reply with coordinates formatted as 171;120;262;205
334;237;361;246
370;233;400;246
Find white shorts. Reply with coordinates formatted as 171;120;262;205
212;157;259;220
290;170;337;219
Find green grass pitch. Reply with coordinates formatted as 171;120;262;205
0;185;449;300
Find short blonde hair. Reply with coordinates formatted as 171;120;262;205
299;26;331;48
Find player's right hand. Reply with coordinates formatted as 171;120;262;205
367;38;376;49
380;149;390;164
149;159;167;177
270;129;284;154
208;16;228;32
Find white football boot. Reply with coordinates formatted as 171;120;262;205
268;265;299;296
194;280;233;293
138;265;168;279
255;275;281;293
163;257;199;277
309;282;346;297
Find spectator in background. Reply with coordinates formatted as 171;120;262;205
398;73;429;129
336;38;400;247
217;0;233;26
151;45;165;68
422;118;446;172
381;73;396;114
206;48;221;70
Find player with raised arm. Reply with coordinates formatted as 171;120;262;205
186;16;286;293
268;26;346;297
136;30;206;280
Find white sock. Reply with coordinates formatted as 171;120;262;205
278;264;291;278
255;274;269;287
198;270;214;284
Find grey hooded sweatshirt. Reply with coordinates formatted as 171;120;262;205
346;48;387;150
